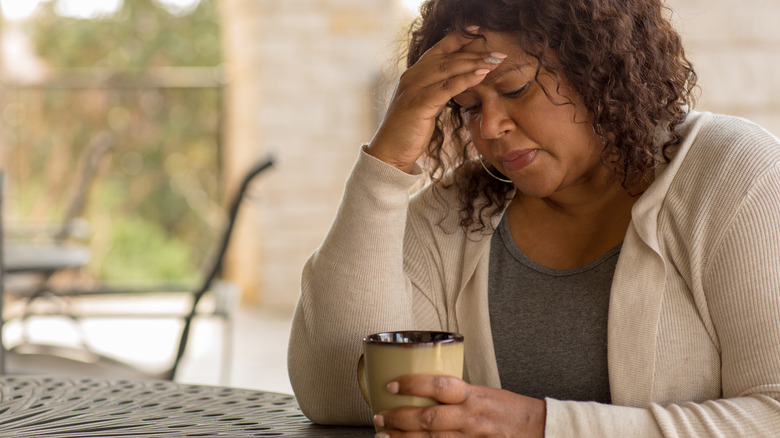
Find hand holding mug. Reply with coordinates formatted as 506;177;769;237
373;374;546;438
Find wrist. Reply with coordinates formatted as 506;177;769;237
364;142;418;174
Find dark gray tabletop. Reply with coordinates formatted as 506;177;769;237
0;376;373;437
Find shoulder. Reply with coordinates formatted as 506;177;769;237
683;112;780;168
660;113;780;247
674;112;780;189
650;114;780;281
694;112;778;144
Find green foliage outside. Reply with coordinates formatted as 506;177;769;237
1;0;223;282
29;0;221;68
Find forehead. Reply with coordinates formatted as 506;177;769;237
462;31;538;79
461;30;524;56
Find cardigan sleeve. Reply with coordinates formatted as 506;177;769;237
287;148;444;425
546;163;780;437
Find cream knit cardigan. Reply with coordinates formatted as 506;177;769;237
288;111;780;436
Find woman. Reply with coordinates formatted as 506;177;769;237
288;0;780;436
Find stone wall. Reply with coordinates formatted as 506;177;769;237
220;0;407;312
668;0;780;136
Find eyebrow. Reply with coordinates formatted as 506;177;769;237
465;61;535;91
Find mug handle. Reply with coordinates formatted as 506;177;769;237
356;354;370;406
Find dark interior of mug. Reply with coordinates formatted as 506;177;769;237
366;331;463;345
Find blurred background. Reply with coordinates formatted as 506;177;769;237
0;0;777;394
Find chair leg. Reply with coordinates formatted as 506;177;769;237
211;280;238;386
219;313;234;386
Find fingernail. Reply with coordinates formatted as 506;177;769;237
484;52;508;64
386;381;400;394
466;25;479;32
375;433;390;438
373;414;385;427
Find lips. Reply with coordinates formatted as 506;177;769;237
497;149;537;172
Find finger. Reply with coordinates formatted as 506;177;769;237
390;375;471;405
404;51;504;88
427;25;482;56
401;52;506;108
378;404;466;433
409;69;489;110
388;59;497;126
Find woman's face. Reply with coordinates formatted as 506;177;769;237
452;31;606;199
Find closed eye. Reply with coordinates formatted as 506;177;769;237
462;103;481;114
457;83;530;115
503;83;530;99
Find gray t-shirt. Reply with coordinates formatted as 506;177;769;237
488;213;619;403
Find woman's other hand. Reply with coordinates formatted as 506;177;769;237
366;27;505;173
374;374;546;437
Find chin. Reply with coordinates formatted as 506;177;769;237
509;169;560;199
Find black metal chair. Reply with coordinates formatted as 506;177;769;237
1;155;274;381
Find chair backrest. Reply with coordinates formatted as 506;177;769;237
54;131;114;243
168;155;274;379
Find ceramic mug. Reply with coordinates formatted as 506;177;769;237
357;331;464;430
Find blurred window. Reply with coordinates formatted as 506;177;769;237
0;0;224;282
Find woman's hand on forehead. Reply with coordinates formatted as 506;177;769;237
365;26;507;173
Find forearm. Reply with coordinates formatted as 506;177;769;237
546;395;780;438
288;147;424;425
544;399;662;437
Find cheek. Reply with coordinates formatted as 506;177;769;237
463;114;484;141
551;129;600;163
463;112;480;128
528;101;595;152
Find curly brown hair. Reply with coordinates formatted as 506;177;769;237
406;0;697;232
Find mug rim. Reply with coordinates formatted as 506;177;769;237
363;330;464;346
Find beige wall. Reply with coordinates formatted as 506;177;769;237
221;0;780;314
668;0;780;136
220;0;406;312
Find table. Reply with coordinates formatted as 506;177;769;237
0;376;374;437
4;243;90;274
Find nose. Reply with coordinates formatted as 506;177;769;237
479;99;514;140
